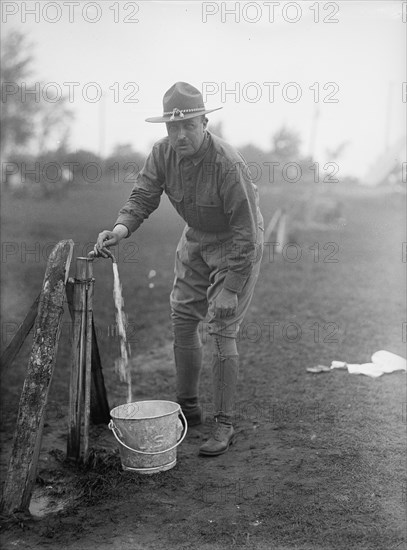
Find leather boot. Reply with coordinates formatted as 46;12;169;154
174;345;203;426
199;354;239;456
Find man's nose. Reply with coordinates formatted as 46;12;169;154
177;125;186;139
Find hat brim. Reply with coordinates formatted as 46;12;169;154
145;107;222;123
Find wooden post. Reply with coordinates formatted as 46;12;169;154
77;260;88;435
66;277;81;460
67;279;83;459
83;258;94;461
1;240;74;515
67;257;100;462
65;280;110;426
66;259;88;461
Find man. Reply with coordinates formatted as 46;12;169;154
95;82;263;456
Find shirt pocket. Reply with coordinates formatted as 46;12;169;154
196;196;229;232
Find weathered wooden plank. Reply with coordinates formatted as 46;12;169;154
1;240;74;515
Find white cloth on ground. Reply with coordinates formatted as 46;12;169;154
330;350;406;378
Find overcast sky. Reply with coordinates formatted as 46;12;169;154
3;0;405;177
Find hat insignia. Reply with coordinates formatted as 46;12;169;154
169;108;185;121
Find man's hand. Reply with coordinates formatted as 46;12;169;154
94;231;119;258
213;288;238;318
94;225;128;258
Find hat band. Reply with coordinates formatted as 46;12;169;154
164;107;205;120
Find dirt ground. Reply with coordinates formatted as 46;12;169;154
0;183;405;549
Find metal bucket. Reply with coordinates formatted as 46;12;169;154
109;400;187;474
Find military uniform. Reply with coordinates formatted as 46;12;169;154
113;82;263;456
115;131;263;336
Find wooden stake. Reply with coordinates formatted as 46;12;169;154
264;208;282;243
83;258;94;461
77;259;88;433
0;240;74;515
276;212;287;255
90;319;110;424
0;293;40;373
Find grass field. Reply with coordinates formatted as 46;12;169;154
0;180;406;549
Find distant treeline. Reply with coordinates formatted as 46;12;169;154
2;128;358;196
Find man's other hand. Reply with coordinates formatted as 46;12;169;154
213;288;238;318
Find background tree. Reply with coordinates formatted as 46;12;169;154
1;30;73;159
1;31;36;158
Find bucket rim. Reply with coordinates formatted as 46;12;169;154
110;400;181;420
122;458;177;474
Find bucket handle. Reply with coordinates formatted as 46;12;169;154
108;409;188;455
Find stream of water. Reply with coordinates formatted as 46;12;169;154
112;262;133;403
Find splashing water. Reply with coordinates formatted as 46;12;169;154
112;262;132;403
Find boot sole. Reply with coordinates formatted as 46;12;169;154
198;434;235;456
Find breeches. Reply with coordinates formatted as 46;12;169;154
170;226;263;356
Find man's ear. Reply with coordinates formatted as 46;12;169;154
203;116;208;130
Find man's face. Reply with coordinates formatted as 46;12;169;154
166;116;207;157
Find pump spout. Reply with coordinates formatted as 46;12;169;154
88;249;117;263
